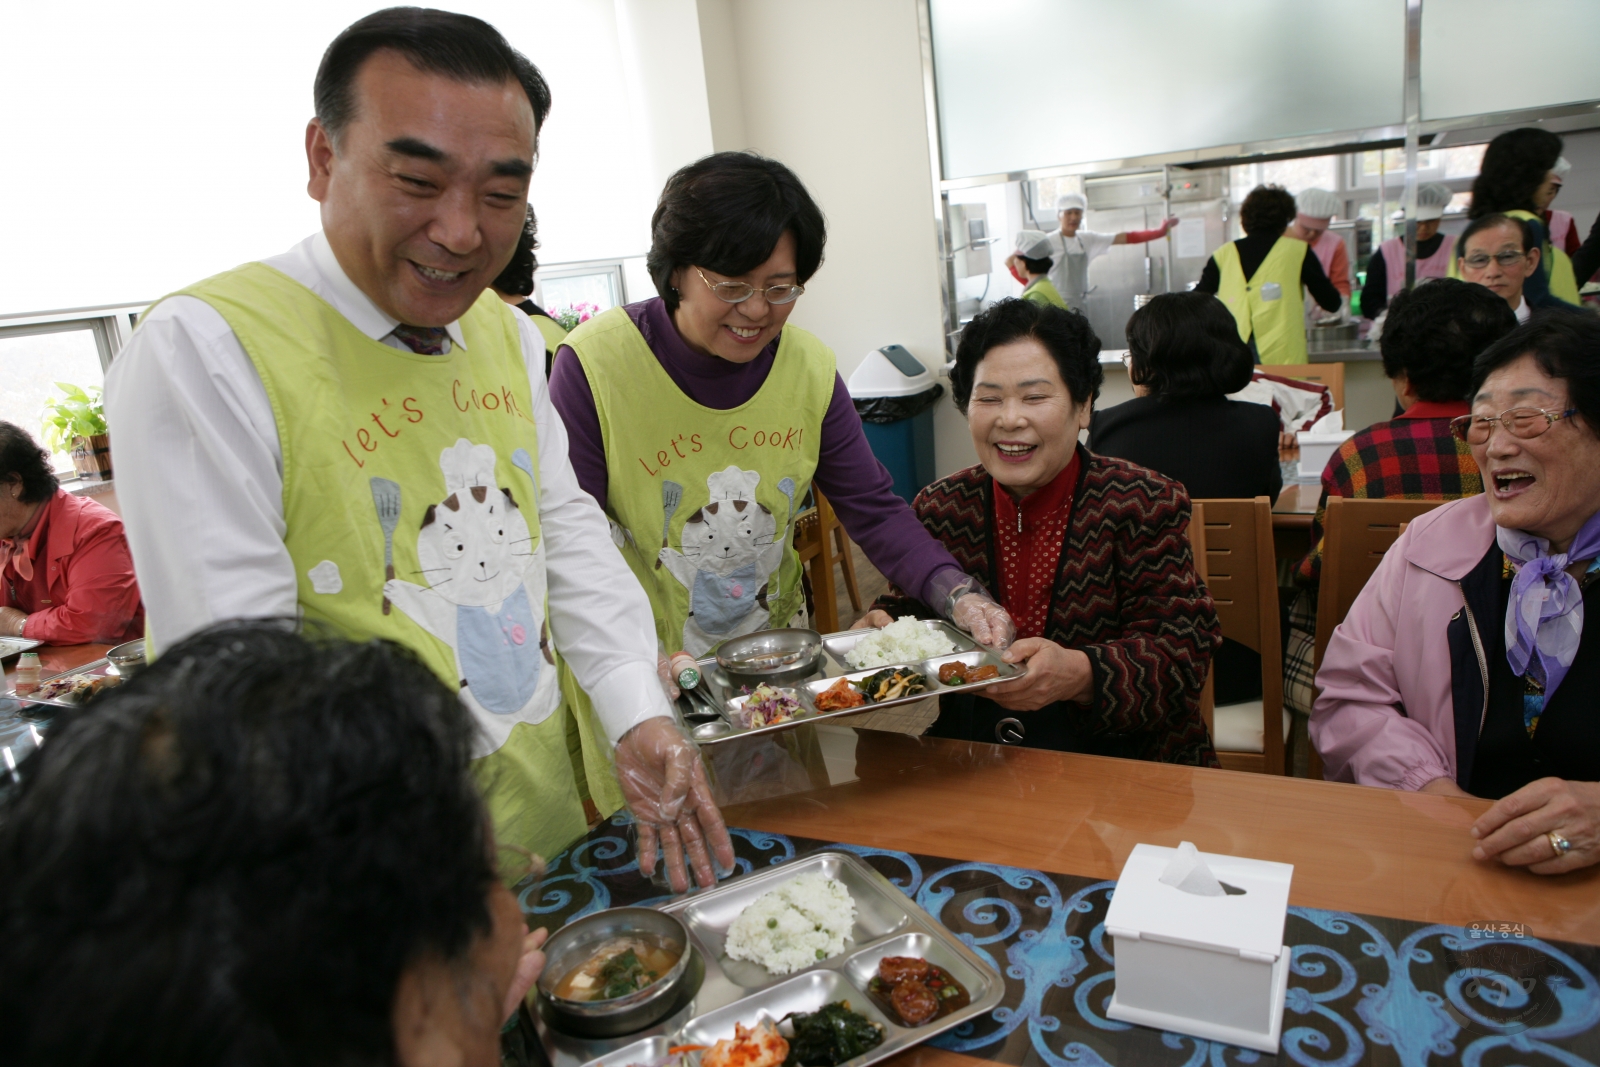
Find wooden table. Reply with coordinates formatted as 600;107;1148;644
723;731;1599;1067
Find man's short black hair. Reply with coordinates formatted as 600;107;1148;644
1459;212;1535;256
1020;254;1053;274
1380;279;1517;403
492;204;540;297
1239;185;1298;237
1470;127;1563;218
0;621;497;1065
648;152;827;313
1471;310;1600;438
0;421;59;504
315;7;552;152
950;298;1103;414
1125;291;1254;401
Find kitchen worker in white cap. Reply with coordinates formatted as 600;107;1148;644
1007;230;1068;309
103;7;734;892
1286;188;1352;320
1360;182;1457;327
1047;193;1178;311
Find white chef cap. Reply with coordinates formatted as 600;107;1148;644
1552;155;1572;178
1414;182;1454;220
1014;229;1055;260
1294;188;1341;221
1055;193;1087;213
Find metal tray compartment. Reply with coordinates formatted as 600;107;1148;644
799;667;932;709
677;852;910;991
536;851;1004;1067
821;620;974;671
0;637;43;660
15;659;119;709
914;650;1024;695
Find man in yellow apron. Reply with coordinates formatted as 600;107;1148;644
103;8;732;893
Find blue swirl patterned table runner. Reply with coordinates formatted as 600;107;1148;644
528;818;1600;1067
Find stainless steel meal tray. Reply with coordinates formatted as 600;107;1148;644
684;621;1023;747
14;658;118;709
0;637;43;660
534;850;1004;1067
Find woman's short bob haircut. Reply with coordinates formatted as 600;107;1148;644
949;298;1103;415
1380;279;1516;403
1238;184;1298;237
648;151;827;313
0;421;59;504
1470;310;1600;439
1125;291;1253;401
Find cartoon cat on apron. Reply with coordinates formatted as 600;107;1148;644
659;466;786;656
385;439;560;753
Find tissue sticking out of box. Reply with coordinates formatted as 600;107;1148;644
1158;841;1247;897
1308;409;1344;434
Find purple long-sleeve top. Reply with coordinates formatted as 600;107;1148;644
548;298;967;612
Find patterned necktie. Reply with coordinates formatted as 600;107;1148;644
391;323;450;355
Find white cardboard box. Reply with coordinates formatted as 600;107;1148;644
1103;843;1295;1052
1297;430;1355;480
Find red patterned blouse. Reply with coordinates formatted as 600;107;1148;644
991;451;1081;639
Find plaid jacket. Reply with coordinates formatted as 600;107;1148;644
1293;403;1480;585
874;449;1221;767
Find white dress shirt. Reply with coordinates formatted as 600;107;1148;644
104;233;669;743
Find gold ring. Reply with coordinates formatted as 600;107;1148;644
1547;830;1572;857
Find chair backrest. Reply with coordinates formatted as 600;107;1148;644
1194;496;1284;773
1188;501;1214;739
1272;361;1345;413
1312;496;1447;670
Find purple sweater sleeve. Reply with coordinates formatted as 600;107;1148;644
812;374;966;610
548;344;611;509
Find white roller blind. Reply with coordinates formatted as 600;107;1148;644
1420;0;1600;120
930;0;1407;180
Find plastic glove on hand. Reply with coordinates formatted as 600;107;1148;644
953;591;1017;650
614;717;734;892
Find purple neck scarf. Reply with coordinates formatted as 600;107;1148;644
1497;509;1600;698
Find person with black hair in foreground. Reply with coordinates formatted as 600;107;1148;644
550;151;1015;657
104;8;732;890
0;621;547;1064
1089;291;1281;503
491;204;569;376
1196;184;1343;365
862;299;1221;761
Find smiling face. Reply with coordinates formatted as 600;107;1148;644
669;231;799;364
307;51;536;327
967;338;1089;497
1470;354;1600;552
1461;220;1539;310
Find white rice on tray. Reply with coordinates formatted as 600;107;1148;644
723;872;857;974
846;616;956;669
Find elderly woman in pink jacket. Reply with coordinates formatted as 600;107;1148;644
1313;311;1600;874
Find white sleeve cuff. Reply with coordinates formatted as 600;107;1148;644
584;659;674;746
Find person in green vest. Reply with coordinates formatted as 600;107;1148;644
1007;230;1069;309
103;8;733;894
549;152;1016;663
1195;185;1343;365
492;204;571;376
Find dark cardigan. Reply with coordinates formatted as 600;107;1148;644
874;448;1222;767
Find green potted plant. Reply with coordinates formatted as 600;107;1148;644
41;383;113;482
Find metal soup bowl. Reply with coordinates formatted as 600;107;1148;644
537;907;693;1037
106;639;148;679
715;628;823;685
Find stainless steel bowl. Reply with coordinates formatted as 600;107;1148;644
715;628;823;684
106;639;148;678
537;907;694;1038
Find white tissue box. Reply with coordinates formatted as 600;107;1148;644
1297;430;1354;480
1104;843;1294;1052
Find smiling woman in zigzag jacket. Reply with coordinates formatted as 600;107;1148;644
1313;312;1600;875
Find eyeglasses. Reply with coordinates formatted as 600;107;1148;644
1449;406;1579;444
694;267;804;305
1461;250;1529;270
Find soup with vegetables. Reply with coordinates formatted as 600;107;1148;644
551;934;682;1001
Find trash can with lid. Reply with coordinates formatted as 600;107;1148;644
847;344;944;505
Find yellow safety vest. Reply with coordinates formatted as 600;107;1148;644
1021;276;1069;309
1214;237;1308;365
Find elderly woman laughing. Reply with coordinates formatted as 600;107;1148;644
1314;312;1600;873
861;299;1221;762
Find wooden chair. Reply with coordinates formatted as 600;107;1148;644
1306;497;1445;778
1189;502;1216;741
1272;362;1345;414
1193;497;1286;775
792;490;862;634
